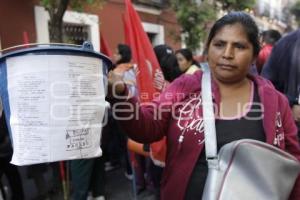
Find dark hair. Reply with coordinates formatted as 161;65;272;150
116;44;132;64
261;29;281;45
154;45;182;82
154;45;174;63
206;11;260;56
175;48;198;66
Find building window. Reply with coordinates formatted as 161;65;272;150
62;23;90;45
147;33;156;44
34;6;100;51
142;22;164;46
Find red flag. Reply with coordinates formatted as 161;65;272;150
100;32;112;58
22;31;30;48
123;0;165;102
22;31;29;44
123;0;167;166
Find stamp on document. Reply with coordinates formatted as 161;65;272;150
66;128;91;151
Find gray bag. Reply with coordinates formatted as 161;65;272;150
201;63;300;200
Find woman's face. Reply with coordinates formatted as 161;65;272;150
176;53;192;72
113;49;121;64
207;23;256;84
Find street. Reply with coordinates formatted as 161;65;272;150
1;165;156;200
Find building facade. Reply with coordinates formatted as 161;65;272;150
0;0;181;53
255;0;296;32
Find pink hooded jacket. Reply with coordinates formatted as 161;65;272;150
112;70;300;200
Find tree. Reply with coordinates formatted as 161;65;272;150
40;0;105;42
215;0;256;11
171;0;256;52
291;0;300;26
171;0;217;52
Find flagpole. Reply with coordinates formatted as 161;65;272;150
0;36;2;56
59;161;68;200
129;151;138;200
22;31;29;48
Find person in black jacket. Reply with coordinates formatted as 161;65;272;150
262;29;300;137
0;109;24;199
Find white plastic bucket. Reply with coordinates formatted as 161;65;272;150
0;42;112;165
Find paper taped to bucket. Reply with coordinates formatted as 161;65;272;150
0;43;112;165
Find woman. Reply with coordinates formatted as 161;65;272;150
256;29;281;74
108;12;300;199
105;44;136;174
112;44;137;96
154;44;182;82
71;44;137;200
149;44;182;199
175;48;200;74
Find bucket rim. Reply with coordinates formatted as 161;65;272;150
0;43;112;66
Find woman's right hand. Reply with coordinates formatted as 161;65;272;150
107;70;126;97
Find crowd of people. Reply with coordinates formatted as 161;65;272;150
1;11;300;200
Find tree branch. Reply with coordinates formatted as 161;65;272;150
55;0;70;20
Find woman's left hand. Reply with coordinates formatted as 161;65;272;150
292;105;300;122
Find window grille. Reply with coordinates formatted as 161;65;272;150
63;23;90;45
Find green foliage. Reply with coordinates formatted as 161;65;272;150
291;0;300;25
41;0;104;12
41;0;56;10
217;0;256;11
171;0;257;52
171;0;217;52
69;0;103;11
41;0;49;7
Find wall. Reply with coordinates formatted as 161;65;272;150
0;0;181;52
0;0;37;49
87;0;181;52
